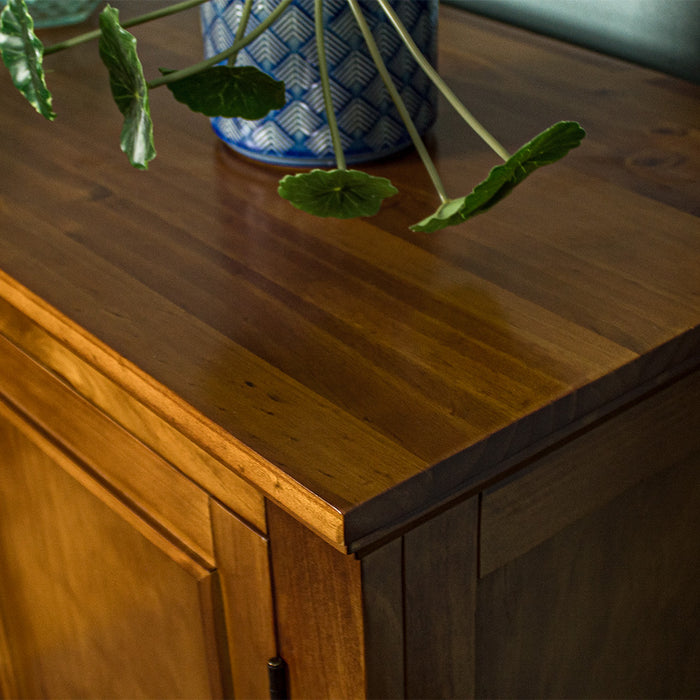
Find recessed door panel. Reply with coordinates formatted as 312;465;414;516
0;400;224;699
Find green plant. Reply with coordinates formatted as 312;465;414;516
0;0;585;231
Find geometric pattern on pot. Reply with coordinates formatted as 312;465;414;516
200;0;439;166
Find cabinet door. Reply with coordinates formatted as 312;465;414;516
0;399;226;699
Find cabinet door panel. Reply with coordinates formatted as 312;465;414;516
0;400;224;699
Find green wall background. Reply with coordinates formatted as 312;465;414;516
444;0;700;83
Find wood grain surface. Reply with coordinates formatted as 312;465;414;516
268;503;366;699
476;448;700;698
480;369;700;575
0;295;268;534
0;333;216;564
210;500;277;699
0;399;225;698
403;497;479;698
1;4;698;549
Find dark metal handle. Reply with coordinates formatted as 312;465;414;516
268;656;289;700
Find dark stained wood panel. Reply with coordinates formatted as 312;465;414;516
1;4;698;549
476;452;700;698
361;538;405;699
480;369;700;575
404;497;479;698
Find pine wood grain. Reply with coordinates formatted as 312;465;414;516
0;294;267;533
210;500;277;699
0;612;18;699
267;503;366;699
0;399;226;699
1;6;698;697
0;332;215;564
0;4;698;552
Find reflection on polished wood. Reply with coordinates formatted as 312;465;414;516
1;3;698;697
0;4;697;550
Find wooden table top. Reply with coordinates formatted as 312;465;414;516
1;3;699;550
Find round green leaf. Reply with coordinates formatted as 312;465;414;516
278;169;398;219
0;0;54;119
98;4;155;169
162;65;285;119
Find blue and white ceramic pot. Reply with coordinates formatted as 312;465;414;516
200;0;439;166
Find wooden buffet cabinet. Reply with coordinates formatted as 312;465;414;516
1;4;699;699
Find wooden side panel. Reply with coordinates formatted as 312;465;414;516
211;500;277;699
480;370;700;575
361;538;404;699
0;400;225;699
476;453;700;698
403;497;479;699
268;503;365;699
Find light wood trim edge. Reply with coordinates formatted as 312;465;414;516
0;334;216;564
0;270;345;548
211;500;277;699
197;571;232;700
0;295;266;536
0;397;213;580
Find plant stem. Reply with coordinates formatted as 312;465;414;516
228;0;254;66
346;0;449;203
44;0;209;55
315;0;346;170
148;0;295;89
376;0;510;161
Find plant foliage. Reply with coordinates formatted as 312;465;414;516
0;0;586;229
0;0;54;119
411;121;586;232
162;65;285;119
278;169;398;219
98;4;155;169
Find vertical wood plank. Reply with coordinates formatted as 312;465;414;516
268;503;366;699
361;538;405;698
404;497;479;699
210;500;277;700
0;614;18;699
